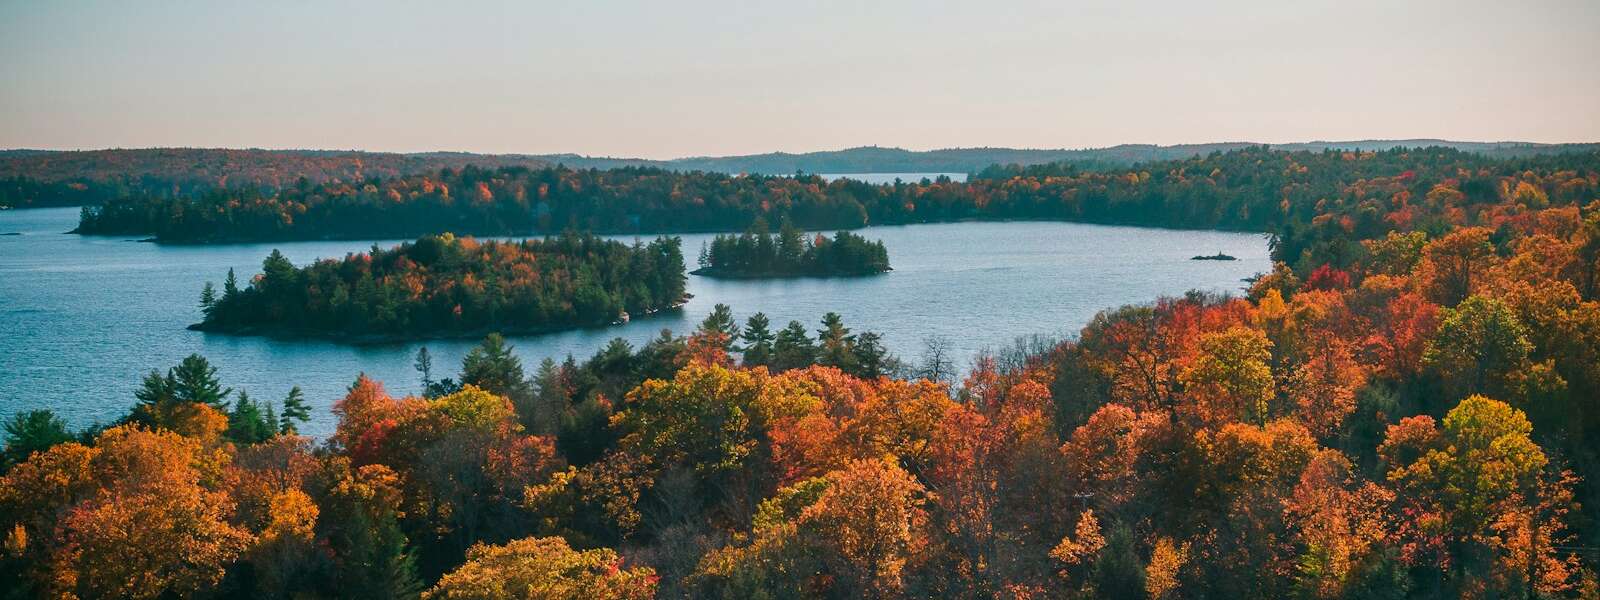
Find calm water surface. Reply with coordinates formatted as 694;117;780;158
0;206;1268;436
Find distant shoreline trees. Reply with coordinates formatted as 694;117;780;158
196;232;687;340
69;147;1600;248
694;218;890;278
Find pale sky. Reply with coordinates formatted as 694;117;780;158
2;0;1597;159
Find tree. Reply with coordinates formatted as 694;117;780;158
2;409;74;469
1416;227;1495;306
816;312;857;372
1180;326;1275;425
227;390;274;444
529;358;567;436
170;354;232;408
851;331;888;379
46;426;251;600
772;320;817;372
1379;396;1574;593
279;386;310;435
198;281;217;316
1422;295;1533;402
415;347;435;396
800;457;929;598
739;312;776;368
461;334;533;408
425;537;656;600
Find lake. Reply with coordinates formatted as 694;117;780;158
0;206;1269;436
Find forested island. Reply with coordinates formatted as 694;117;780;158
71;147;1600;247
194;232;687;340
694;220;891;278
4;147;1600;598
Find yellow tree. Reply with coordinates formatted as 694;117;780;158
426;536;657;600
1180;326;1276;426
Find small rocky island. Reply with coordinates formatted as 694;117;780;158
1190;252;1237;261
693;219;891;278
194;232;687;341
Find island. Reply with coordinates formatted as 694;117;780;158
1190;252;1237;261
194;232;687;341
693;220;890;278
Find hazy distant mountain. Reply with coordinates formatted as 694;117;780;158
3;141;1595;188
536;140;1600;174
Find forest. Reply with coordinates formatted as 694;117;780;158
694;219;891;278
2;148;1600;598
0;149;553;208
71;147;1600;246
196;232;687;340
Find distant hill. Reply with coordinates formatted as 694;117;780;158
3;141;1596;192
0;148;552;190
543;140;1600;175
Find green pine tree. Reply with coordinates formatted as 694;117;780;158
279;386;310;435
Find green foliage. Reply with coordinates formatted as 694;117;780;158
279;386;310;434
200;233;686;338
1;410;74;469
739;313;776;368
699;222;890;278
226;391;274;445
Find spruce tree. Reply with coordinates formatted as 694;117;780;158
772;320;817;372
227;390;272;444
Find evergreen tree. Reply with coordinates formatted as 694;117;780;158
414;347;435;396
529;358;567;435
461;333;533;405
851;331;888;379
816;312;857;371
696;303;740;355
198;281;217;316
227;390;273;444
777;218;806;269
332;505;423;600
2;409;74;469
279;386;310;435
222;268;239;300
739;312;776;368
134;369;176;408
171;353;232;408
772;320;817;372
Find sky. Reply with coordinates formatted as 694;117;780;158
1;0;1597;159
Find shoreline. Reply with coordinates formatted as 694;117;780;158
187;299;691;345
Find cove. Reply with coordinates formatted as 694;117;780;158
0;206;1269;436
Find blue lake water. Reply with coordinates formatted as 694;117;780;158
0;206;1269;436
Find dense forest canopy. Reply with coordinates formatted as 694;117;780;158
71;147;1600;252
5;140;1596;202
695;219;891;278
0;148;552;208
196;232;687;339
2;144;1600;598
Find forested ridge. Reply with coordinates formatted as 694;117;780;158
0;148;552;209
72;146;1600;246
3;148;1600;598
694;219;891;278
5;141;1595;208
195;232;687;340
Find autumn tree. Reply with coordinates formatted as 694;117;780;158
425;536;656;600
1180;326;1276;426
